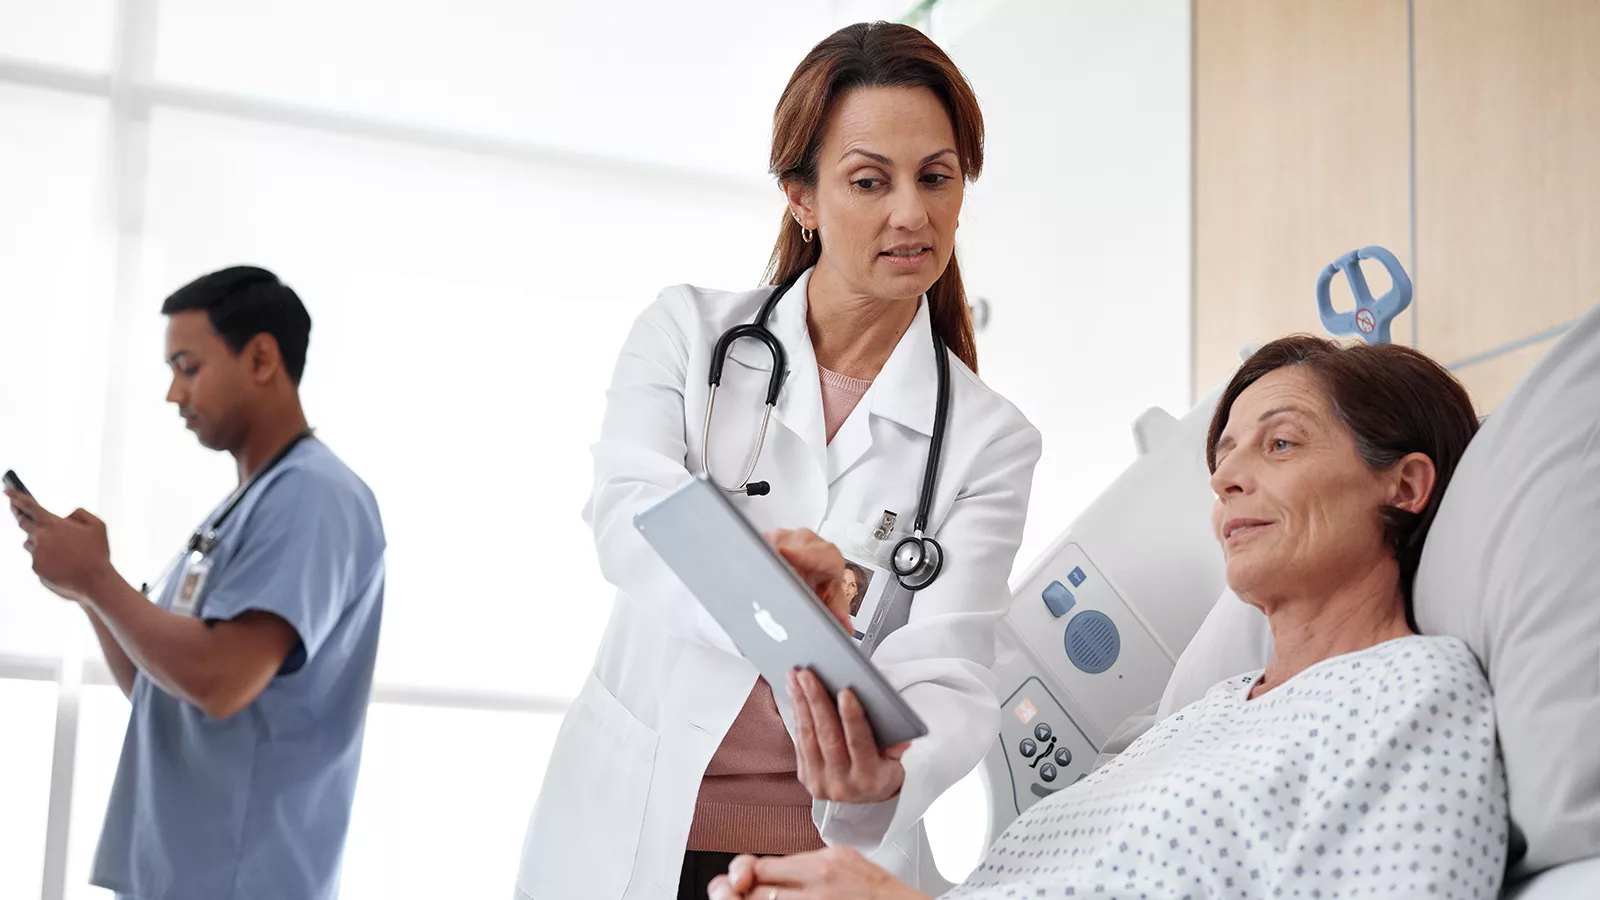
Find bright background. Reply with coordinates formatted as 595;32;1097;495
0;1;1192;896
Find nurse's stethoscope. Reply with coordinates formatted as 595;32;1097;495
140;429;317;597
701;274;951;592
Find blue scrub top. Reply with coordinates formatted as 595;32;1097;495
91;439;385;900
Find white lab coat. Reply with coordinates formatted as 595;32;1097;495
515;268;1041;899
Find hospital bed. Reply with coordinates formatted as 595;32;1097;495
930;250;1600;898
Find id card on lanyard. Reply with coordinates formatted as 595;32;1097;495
169;551;213;617
141;429;316;616
821;511;917;655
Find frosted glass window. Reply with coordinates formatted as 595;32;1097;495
124;108;781;697
0;84;117;659
153;0;908;178
0;679;57;900
0;0;116;72
338;704;561;898
65;684;129;900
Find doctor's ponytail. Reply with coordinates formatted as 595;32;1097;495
765;21;983;374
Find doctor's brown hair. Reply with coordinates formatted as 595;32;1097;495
766;21;983;373
1205;335;1479;627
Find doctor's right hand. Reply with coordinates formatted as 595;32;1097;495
765;529;851;632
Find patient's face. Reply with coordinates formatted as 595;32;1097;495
1208;367;1395;608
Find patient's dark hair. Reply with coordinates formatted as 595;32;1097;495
162;266;312;386
1205;335;1479;627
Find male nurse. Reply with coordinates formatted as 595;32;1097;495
7;266;385;900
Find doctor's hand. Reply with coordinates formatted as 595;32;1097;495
7;490;113;602
707;846;929;900
765;529;851;632
787;668;911;805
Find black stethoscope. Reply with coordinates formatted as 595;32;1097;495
701;274;951;592
140;429;317;597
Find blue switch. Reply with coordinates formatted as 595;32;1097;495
1041;581;1076;617
1067;566;1087;588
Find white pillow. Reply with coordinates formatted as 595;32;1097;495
1414;300;1600;875
1155;587;1272;719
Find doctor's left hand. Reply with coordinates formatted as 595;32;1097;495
788;668;911;805
7;490;114;601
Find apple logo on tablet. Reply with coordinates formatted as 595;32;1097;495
752;601;788;643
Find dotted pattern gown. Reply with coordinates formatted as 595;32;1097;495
946;636;1509;899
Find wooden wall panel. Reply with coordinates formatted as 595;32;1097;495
1194;0;1412;393
1449;333;1566;413
1412;0;1600;410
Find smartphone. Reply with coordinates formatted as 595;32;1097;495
4;470;34;521
3;470;32;497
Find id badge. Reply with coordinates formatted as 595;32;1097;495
169;554;213;618
842;557;892;645
821;513;914;653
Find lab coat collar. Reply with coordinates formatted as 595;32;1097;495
726;268;828;469
864;297;939;438
723;268;942;483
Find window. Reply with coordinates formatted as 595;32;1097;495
0;4;913;898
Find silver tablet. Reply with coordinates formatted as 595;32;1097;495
634;475;929;748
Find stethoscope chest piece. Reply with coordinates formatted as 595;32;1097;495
892;533;944;591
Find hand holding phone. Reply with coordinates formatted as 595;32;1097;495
4;469;36;521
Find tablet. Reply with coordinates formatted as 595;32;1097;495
634;475;929;748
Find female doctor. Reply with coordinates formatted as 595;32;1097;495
515;22;1041;900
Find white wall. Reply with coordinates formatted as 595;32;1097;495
951;0;1193;572
921;0;1192;881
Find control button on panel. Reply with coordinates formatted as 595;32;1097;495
1039;763;1058;783
1019;738;1037;758
1040;580;1077;617
1055;747;1072;767
1034;722;1053;742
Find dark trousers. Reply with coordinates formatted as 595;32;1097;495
678;850;746;900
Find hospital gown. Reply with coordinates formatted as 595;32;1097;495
947;635;1508;899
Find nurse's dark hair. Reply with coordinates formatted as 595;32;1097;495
161;266;312;386
766;21;982;373
1204;336;1479;628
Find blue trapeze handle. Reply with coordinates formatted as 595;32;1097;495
1315;246;1412;345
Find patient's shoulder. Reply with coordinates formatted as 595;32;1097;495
1359;635;1495;729
1361;634;1487;690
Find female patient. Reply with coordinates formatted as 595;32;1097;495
713;336;1510;899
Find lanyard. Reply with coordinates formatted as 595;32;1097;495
140;429;316;597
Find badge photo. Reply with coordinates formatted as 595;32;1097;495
844;558;890;643
169;554;212;617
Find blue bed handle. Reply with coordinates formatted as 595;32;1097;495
1315;246;1412;345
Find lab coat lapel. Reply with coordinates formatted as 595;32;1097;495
827;298;939;484
722;269;830;494
759;271;830;472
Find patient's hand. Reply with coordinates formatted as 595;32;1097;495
707;846;929;900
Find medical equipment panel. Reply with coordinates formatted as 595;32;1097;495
994;676;1096;814
981;386;1228;827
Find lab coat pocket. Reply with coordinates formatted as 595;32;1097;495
517;671;658;900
